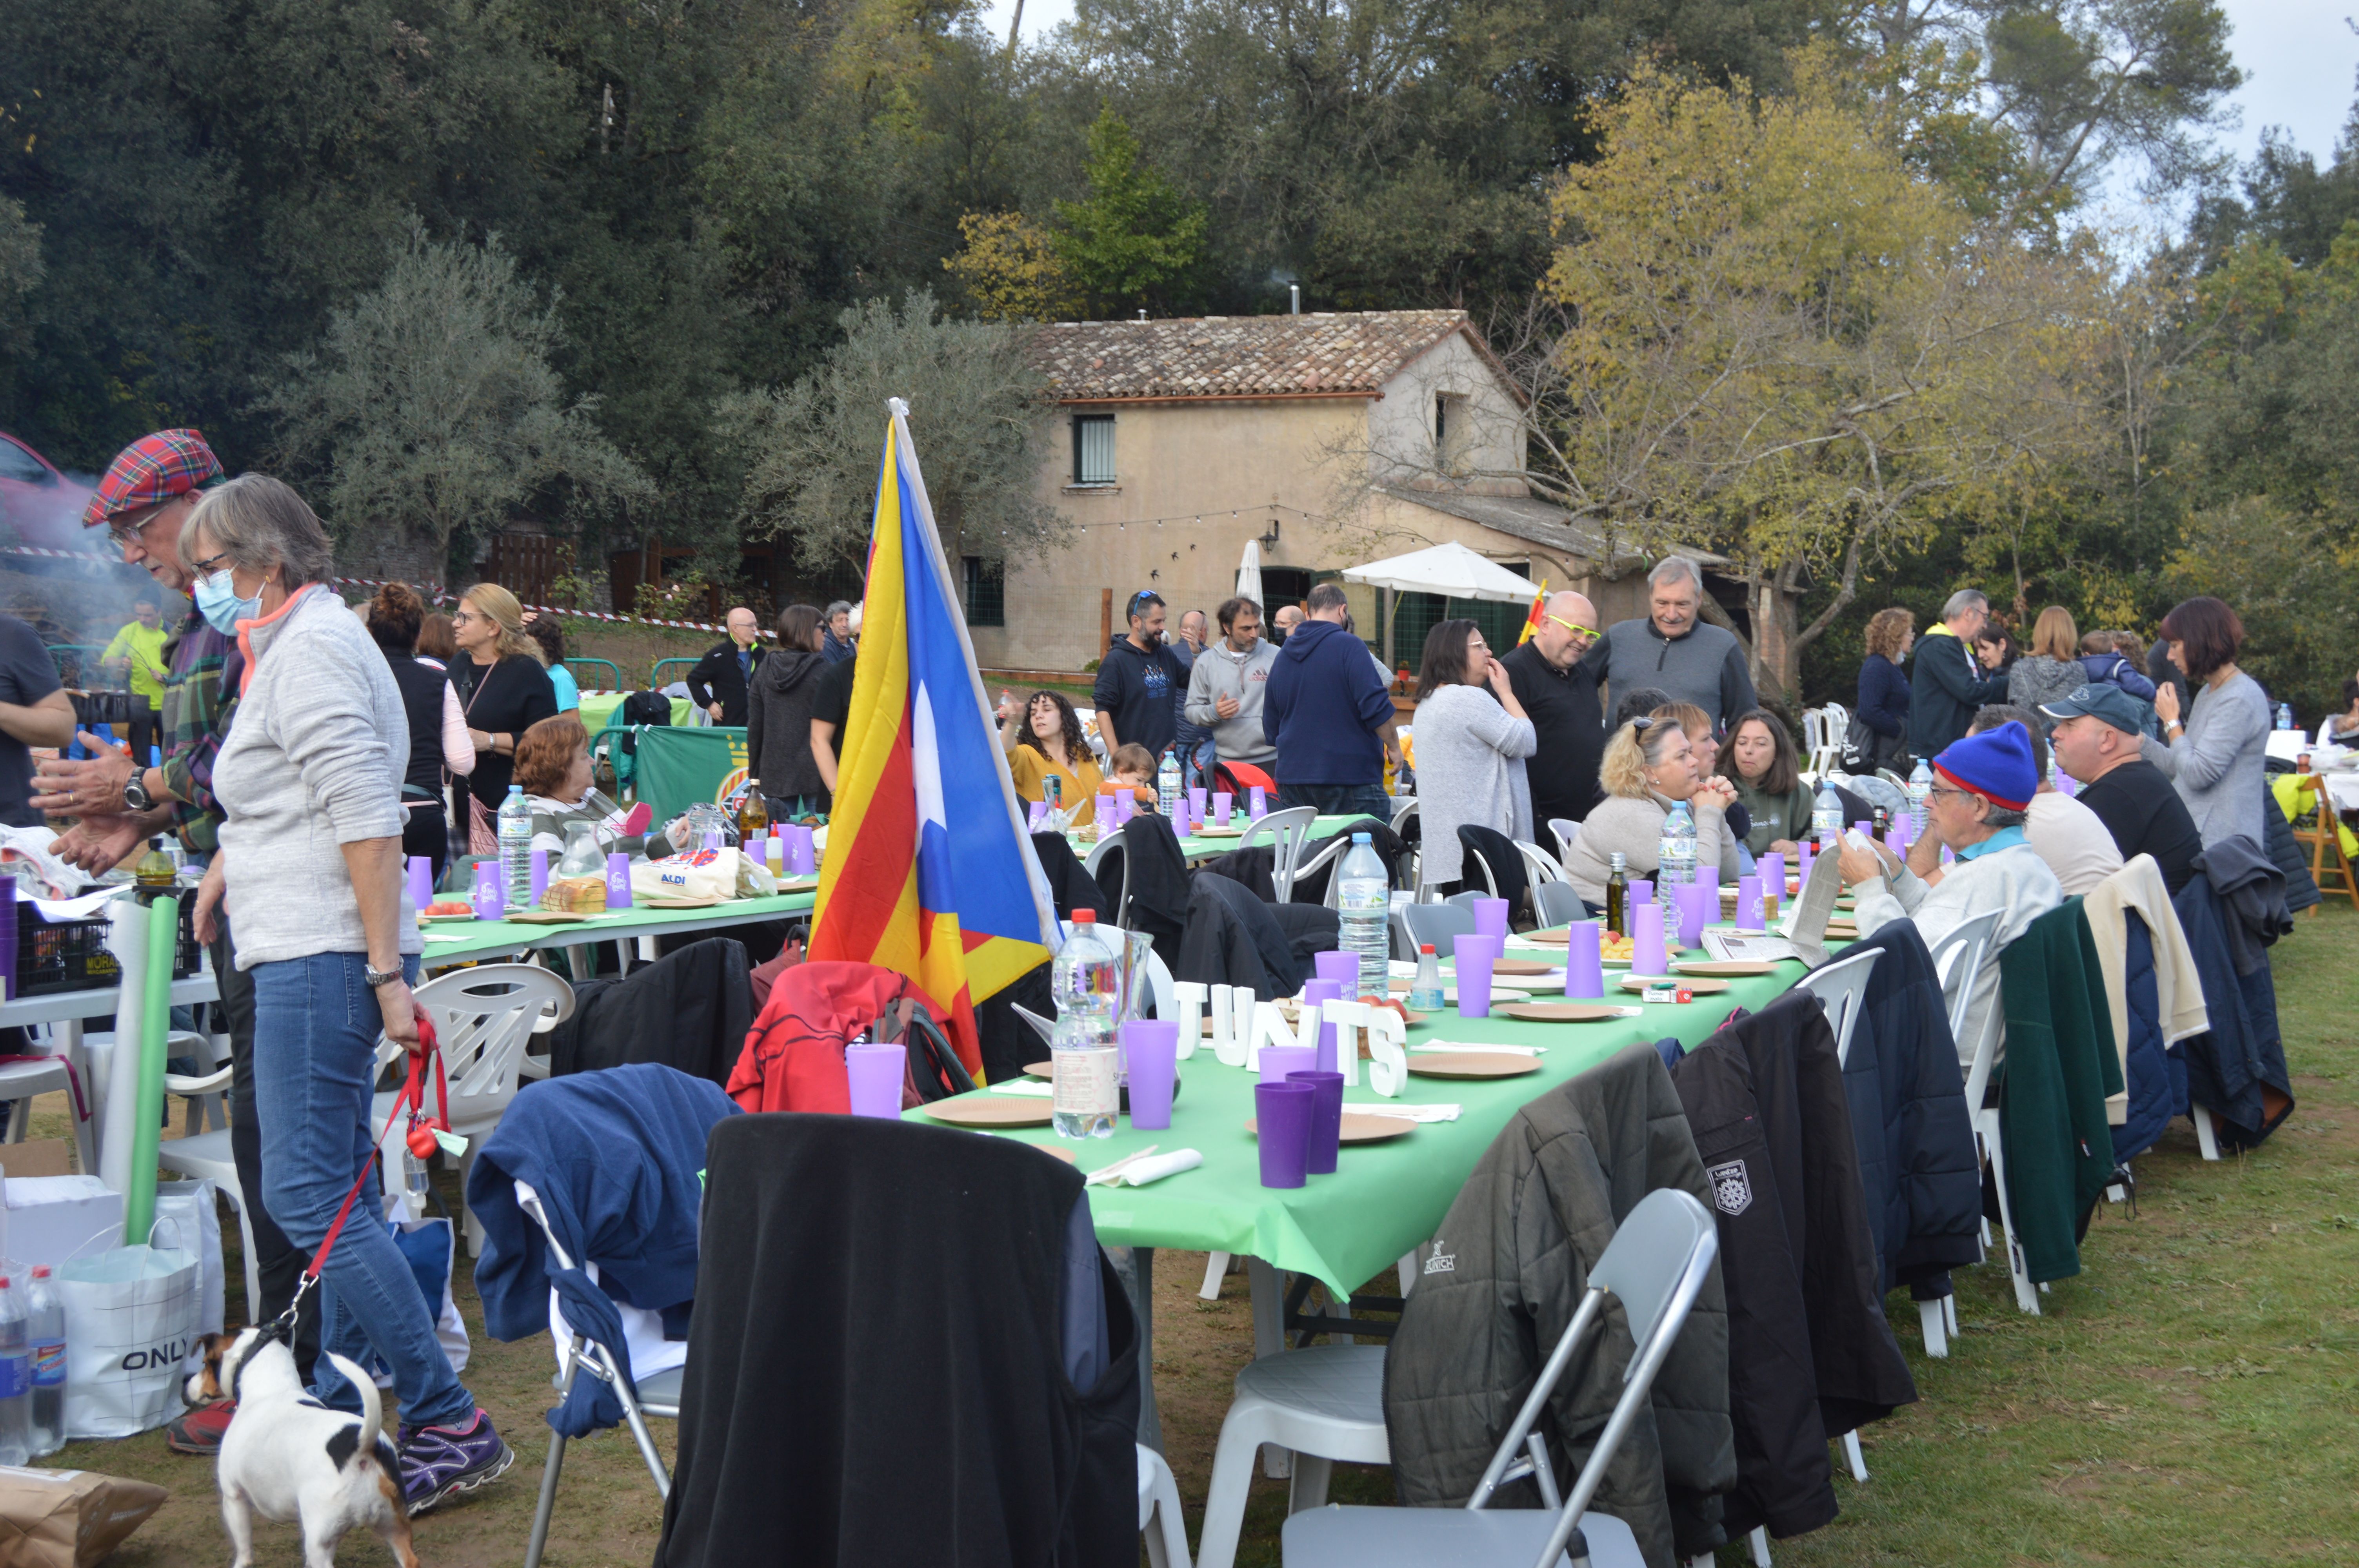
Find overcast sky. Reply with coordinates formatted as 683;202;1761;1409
972;0;2359;227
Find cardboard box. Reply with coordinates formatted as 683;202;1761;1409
0;1140;75;1180
2;1176;123;1270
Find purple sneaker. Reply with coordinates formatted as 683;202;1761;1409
397;1408;514;1514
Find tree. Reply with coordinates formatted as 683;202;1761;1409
0;196;38;364
943;211;1084;321
1050;107;1207;315
258;222;649;584
721;289;1067;578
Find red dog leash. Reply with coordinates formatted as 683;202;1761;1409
264;1014;449;1341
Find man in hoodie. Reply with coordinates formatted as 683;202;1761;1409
1263;583;1398;818
1185;596;1279;774
1091;590;1187;760
1578;555;1755;733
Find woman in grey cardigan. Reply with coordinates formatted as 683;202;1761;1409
187;476;512;1512
1410;620;1536;888
2145;595;2269;847
1562;717;1742;906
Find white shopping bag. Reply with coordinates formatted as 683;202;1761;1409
55;1241;202;1438
629;846;777;902
151;1180;225;1338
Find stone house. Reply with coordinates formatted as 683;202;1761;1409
967;309;1677;673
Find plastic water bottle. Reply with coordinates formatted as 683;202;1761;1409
1336;832;1390;996
1812;780;1843;850
497;784;534;907
24;1268;62;1458
1050;911;1121;1139
2278;702;2295;731
1657;801;1695;953
1407;944;1445;1011
1157;749;1182;818
1907;759;1933;839
0;1277;28;1465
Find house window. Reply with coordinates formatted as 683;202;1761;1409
1436;393;1470;470
1072;415;1116;486
961;556;1005;627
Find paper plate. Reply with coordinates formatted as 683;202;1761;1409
505;910;591;925
1023;1062;1053;1079
417;912;476;924
1617;974;1730;995
1497;1002;1634;1023
1675;960;1776;976
1245;1112;1416;1144
1489;957;1558;977
1405;1052;1541;1079
1192;825;1245;838
641;895;721;909
1390;978;1531;1005
1518;928;1571;945
920;1096;1052;1129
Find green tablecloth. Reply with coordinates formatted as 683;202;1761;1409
929;935;1836;1299
1065;811;1364;865
418;886;817;967
576;691;697;733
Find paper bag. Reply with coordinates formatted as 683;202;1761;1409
0;1466;167;1568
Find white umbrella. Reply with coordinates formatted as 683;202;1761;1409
1341;540;1538;603
1235;539;1263;606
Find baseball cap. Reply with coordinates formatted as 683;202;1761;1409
80;429;224;530
2037;683;2145;735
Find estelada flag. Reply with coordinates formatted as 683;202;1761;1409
1516;579;1550;646
809;399;1060;1069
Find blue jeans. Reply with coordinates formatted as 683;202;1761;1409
251;951;475;1430
1277;782;1393;822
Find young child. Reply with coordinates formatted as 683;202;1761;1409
2077;630;2157;699
1107;744;1161;807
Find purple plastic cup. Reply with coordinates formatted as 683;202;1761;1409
1631;900;1666;973
1885;828;1906;859
1759;851;1785;895
1028;800;1049;830
1563;921;1605;998
1259;1043;1316;1085
1189;786;1208;819
702;828;723;852
606;851;632;909
1256;1081;1315;1188
1313;951;1359;991
844;1042;906;1118
1249;785;1267;820
1472;898;1509;938
473;861;505;920
1097;793;1118;829
1122;1020;1181;1130
1696;860;1720;889
1302;978;1343;1008
407;856;432;912
529;849;550;908
1796;843;1814;884
1213;790;1233;824
1676;883;1710;949
1299;981;1343;1071
1288;1070;1346;1175
1735;875;1763;929
789;826;817;875
0;873;16;1001
1630;878;1654;907
1453;932;1503;1019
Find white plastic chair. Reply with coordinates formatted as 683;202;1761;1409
1084;833;1131;927
1238;807;1319;901
1139;1444;1193;1568
519;1180;682;1568
1281;1188;1720;1568
0;1053;96;1174
1389;797;1419;835
1198;1342;1390;1568
1791;948;1881;1069
1533;881;1588;928
373;964;576;1255
1926;910;2003;1055
1515;838;1568;888
1548;817;1581;869
1400;902;1477;960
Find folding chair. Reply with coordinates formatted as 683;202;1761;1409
518;1181;684;1568
1238;806;1320;901
2290;774;2359;913
1281;1187;1719;1568
1400;902;1478;960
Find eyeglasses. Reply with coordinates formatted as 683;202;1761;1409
450;610;480;626
187;548;229;575
1543;613;1600;642
1925;785;1978;805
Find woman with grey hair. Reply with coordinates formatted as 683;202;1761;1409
821;600;857;664
184;474;514;1513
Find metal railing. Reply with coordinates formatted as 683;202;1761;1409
565;657;622;692
650;657;698;691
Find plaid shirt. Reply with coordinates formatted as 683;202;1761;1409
158;610;236;853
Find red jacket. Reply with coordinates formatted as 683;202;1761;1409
726;961;951;1114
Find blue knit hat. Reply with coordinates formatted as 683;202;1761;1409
1933;724;2037;811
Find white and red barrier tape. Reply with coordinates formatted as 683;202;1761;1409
0;543;768;639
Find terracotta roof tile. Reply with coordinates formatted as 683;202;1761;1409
1030;310;1472;400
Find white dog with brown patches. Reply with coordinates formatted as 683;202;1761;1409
186;1328;418;1568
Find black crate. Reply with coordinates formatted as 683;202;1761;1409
14;894;202;998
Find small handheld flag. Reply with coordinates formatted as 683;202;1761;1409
1517;579;1550;646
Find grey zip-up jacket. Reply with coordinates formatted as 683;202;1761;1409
1385;1042;1735;1566
1183;638;1279;765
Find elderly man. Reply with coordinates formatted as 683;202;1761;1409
1967;704;2120;895
1910;588;2010;761
1578;557;1754;733
686;606;763;725
1169;608;1213;786
1270;603;1304;646
1185;596;1279;775
1503;589;1606;830
1837;724;2063;1072
2041;683;2204;893
1264;582;1397;818
1092;590;1187;759
820;600;856;664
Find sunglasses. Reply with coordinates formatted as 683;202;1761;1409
1543;613;1600;641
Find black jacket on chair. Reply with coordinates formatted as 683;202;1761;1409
655;1114;1140;1568
1669;993;1917;1542
1095;816;1193;968
1173;873;1334;998
1833;924;1982;1301
1457;822;1531;919
547;937;752;1088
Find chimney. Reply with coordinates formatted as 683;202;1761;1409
1137;309;1147;322
1290;284;1300;315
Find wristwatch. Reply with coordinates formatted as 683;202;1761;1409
121;772;153;813
364;964;406;990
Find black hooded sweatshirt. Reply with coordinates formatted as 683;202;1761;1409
747;647;830;798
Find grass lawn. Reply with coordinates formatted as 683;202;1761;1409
22;906;2355;1565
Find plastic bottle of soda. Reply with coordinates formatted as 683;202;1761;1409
0;1276;31;1465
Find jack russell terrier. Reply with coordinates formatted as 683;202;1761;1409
186;1328;419;1568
